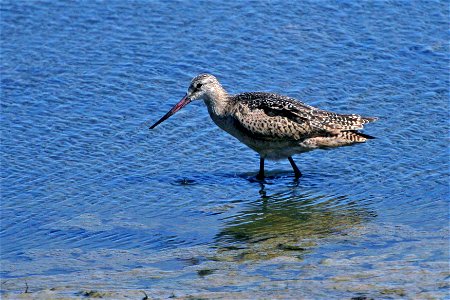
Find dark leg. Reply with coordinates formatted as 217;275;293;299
256;157;265;180
288;156;302;178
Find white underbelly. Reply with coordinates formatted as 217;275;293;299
209;113;313;160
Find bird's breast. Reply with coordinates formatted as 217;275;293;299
207;109;236;135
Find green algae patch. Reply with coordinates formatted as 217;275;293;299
379;288;406;297
78;290;107;298
197;269;216;277
277;243;306;251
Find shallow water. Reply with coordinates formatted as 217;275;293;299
1;1;449;299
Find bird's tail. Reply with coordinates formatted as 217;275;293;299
339;130;375;142
361;116;378;124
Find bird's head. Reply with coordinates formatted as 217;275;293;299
149;74;222;129
186;73;220;101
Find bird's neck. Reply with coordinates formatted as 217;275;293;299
203;85;231;117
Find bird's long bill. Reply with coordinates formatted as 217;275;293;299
149;94;191;129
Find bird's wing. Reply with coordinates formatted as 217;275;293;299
306;109;377;132
233;93;376;140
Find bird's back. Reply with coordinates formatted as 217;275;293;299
228;92;376;153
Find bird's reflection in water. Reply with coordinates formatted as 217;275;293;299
215;181;375;261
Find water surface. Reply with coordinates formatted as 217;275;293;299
1;1;449;299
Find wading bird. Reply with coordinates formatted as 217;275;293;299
150;74;377;180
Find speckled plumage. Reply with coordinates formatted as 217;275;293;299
231;92;376;147
151;74;377;179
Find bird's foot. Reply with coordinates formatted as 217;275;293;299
294;171;302;179
256;173;265;181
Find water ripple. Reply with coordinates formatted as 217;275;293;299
1;0;448;298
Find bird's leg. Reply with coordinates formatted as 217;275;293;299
288;157;302;178
256;157;265;180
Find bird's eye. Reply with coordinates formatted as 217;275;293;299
196;83;203;89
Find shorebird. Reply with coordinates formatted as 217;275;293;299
150;74;377;180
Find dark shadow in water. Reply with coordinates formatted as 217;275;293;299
214;182;375;261
234;170;301;183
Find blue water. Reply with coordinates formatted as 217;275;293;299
1;1;449;298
